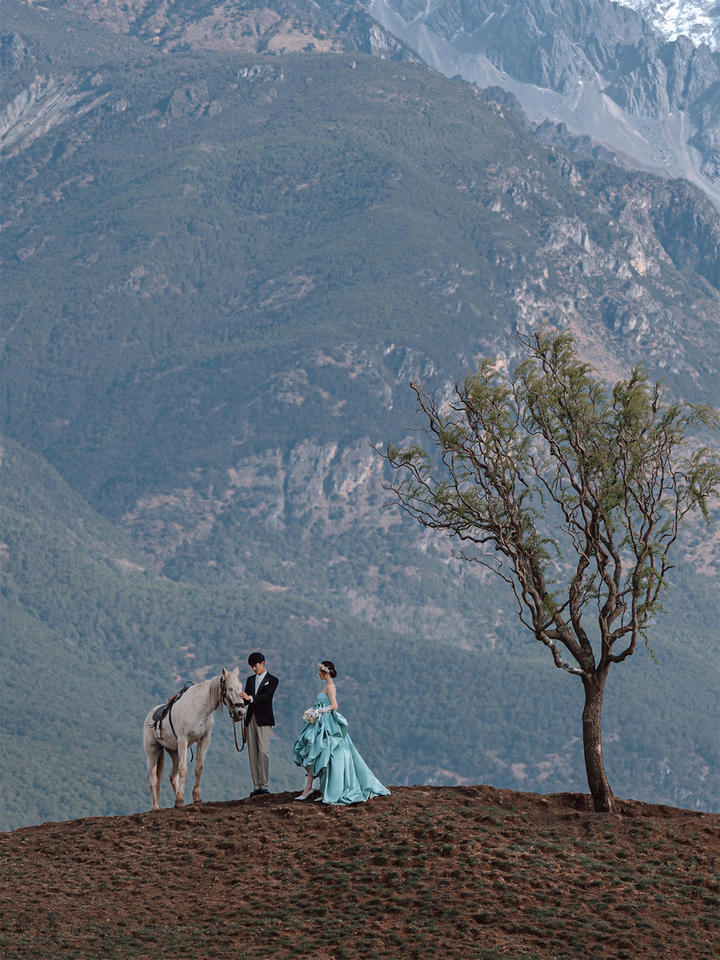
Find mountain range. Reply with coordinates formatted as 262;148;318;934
6;0;719;199
1;0;719;831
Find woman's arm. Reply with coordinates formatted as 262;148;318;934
327;682;338;711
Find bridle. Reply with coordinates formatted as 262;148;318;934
220;674;246;752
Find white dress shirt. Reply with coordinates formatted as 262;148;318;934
252;670;267;700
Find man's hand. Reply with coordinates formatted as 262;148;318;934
240;691;252;702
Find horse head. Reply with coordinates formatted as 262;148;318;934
220;667;245;721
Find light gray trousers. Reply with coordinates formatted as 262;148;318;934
246;715;272;790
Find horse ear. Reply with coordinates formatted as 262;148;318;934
221;667;228;678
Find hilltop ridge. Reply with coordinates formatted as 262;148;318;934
1;784;718;959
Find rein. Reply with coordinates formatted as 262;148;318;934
220;674;246;752
168;699;180;743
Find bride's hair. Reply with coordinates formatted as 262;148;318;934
320;660;337;679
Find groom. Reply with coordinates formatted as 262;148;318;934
240;652;279;797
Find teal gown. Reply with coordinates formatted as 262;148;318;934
292;693;390;805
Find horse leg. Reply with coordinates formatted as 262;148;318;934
192;732;212;803
175;738;188;807
168;749;180;801
144;725;164;811
148;746;164;811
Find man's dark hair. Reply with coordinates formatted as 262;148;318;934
248;652;265;668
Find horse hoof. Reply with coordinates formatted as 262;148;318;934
175;798;185;807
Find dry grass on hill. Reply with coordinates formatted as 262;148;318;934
1;785;718;959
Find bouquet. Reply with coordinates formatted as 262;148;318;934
303;708;318;724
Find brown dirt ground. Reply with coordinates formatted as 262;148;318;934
1;785;718;959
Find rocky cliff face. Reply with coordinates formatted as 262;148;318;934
367;0;720;207
0;72;112;158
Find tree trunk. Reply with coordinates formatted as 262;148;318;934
582;669;614;812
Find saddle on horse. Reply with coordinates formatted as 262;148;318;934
151;681;193;741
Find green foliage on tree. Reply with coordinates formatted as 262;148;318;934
385;329;720;811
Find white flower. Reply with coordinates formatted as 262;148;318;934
303;708;318;723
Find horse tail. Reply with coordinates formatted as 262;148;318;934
146;743;165;788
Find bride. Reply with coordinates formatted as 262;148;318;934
293;660;390;804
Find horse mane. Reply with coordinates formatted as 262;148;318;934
210;674;224;714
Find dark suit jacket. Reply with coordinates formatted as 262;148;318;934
244;672;279;727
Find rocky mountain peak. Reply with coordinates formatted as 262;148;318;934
616;0;720;51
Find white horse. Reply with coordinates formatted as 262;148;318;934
143;667;245;810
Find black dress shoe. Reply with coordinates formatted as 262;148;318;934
257;788;270;795
249;789;261;797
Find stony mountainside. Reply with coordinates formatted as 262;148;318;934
3;30;719;557
367;0;720;205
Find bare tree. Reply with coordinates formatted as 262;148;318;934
383;329;720;811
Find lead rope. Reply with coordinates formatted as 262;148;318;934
233;715;246;752
221;674;245;752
